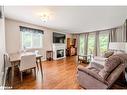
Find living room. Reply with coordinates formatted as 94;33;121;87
1;6;127;90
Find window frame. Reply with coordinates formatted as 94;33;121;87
20;27;43;49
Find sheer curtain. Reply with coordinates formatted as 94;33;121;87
84;33;88;55
79;34;85;55
98;30;109;55
109;22;127;42
116;24;127;42
78;30;110;56
75;20;127;56
87;33;95;55
78;33;88;55
95;31;99;56
109;28;116;42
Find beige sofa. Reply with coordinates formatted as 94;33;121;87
77;54;127;89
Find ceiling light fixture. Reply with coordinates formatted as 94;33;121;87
39;9;54;23
40;13;49;22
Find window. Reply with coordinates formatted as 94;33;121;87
20;26;43;49
79;35;85;55
99;32;109;54
87;33;95;55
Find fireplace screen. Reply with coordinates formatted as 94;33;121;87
57;49;64;58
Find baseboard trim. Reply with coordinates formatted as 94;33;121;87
42;59;46;61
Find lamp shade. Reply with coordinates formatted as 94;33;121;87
108;42;127;52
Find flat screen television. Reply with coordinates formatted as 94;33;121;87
53;32;66;43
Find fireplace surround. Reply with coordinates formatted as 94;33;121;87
52;44;66;60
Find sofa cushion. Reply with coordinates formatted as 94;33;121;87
105;55;121;72
78;65;107;83
99;55;121;79
103;51;114;58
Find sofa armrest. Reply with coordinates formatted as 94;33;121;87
78;65;108;84
89;62;104;70
92;56;108;66
94;56;108;61
106;63;126;86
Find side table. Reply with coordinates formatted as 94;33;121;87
78;55;91;64
46;50;53;61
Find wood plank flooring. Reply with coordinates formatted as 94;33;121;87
6;56;81;89
6;56;127;89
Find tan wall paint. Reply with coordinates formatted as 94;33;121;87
5;18;69;60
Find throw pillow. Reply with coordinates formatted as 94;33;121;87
103;51;114;58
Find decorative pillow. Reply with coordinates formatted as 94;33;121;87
103;51;114;58
99;55;121;79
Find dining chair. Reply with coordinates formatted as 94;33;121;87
3;53;12;86
19;54;36;83
26;49;40;71
34;50;40;70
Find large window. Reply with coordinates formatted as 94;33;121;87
20;26;43;49
99;32;109;54
87;33;95;55
79;35;85;55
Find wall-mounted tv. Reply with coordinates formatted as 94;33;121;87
53;32;66;43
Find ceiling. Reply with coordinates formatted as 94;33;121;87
4;6;127;33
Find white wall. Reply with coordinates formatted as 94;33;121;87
5;18;67;60
0;6;5;86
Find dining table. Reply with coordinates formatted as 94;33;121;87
9;52;43;88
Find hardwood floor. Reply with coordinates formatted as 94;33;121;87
6;56;127;89
6;56;82;89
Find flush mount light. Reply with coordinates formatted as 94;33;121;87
38;9;54;23
40;13;49;22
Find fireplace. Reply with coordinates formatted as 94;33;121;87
57;49;64;58
52;44;66;60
